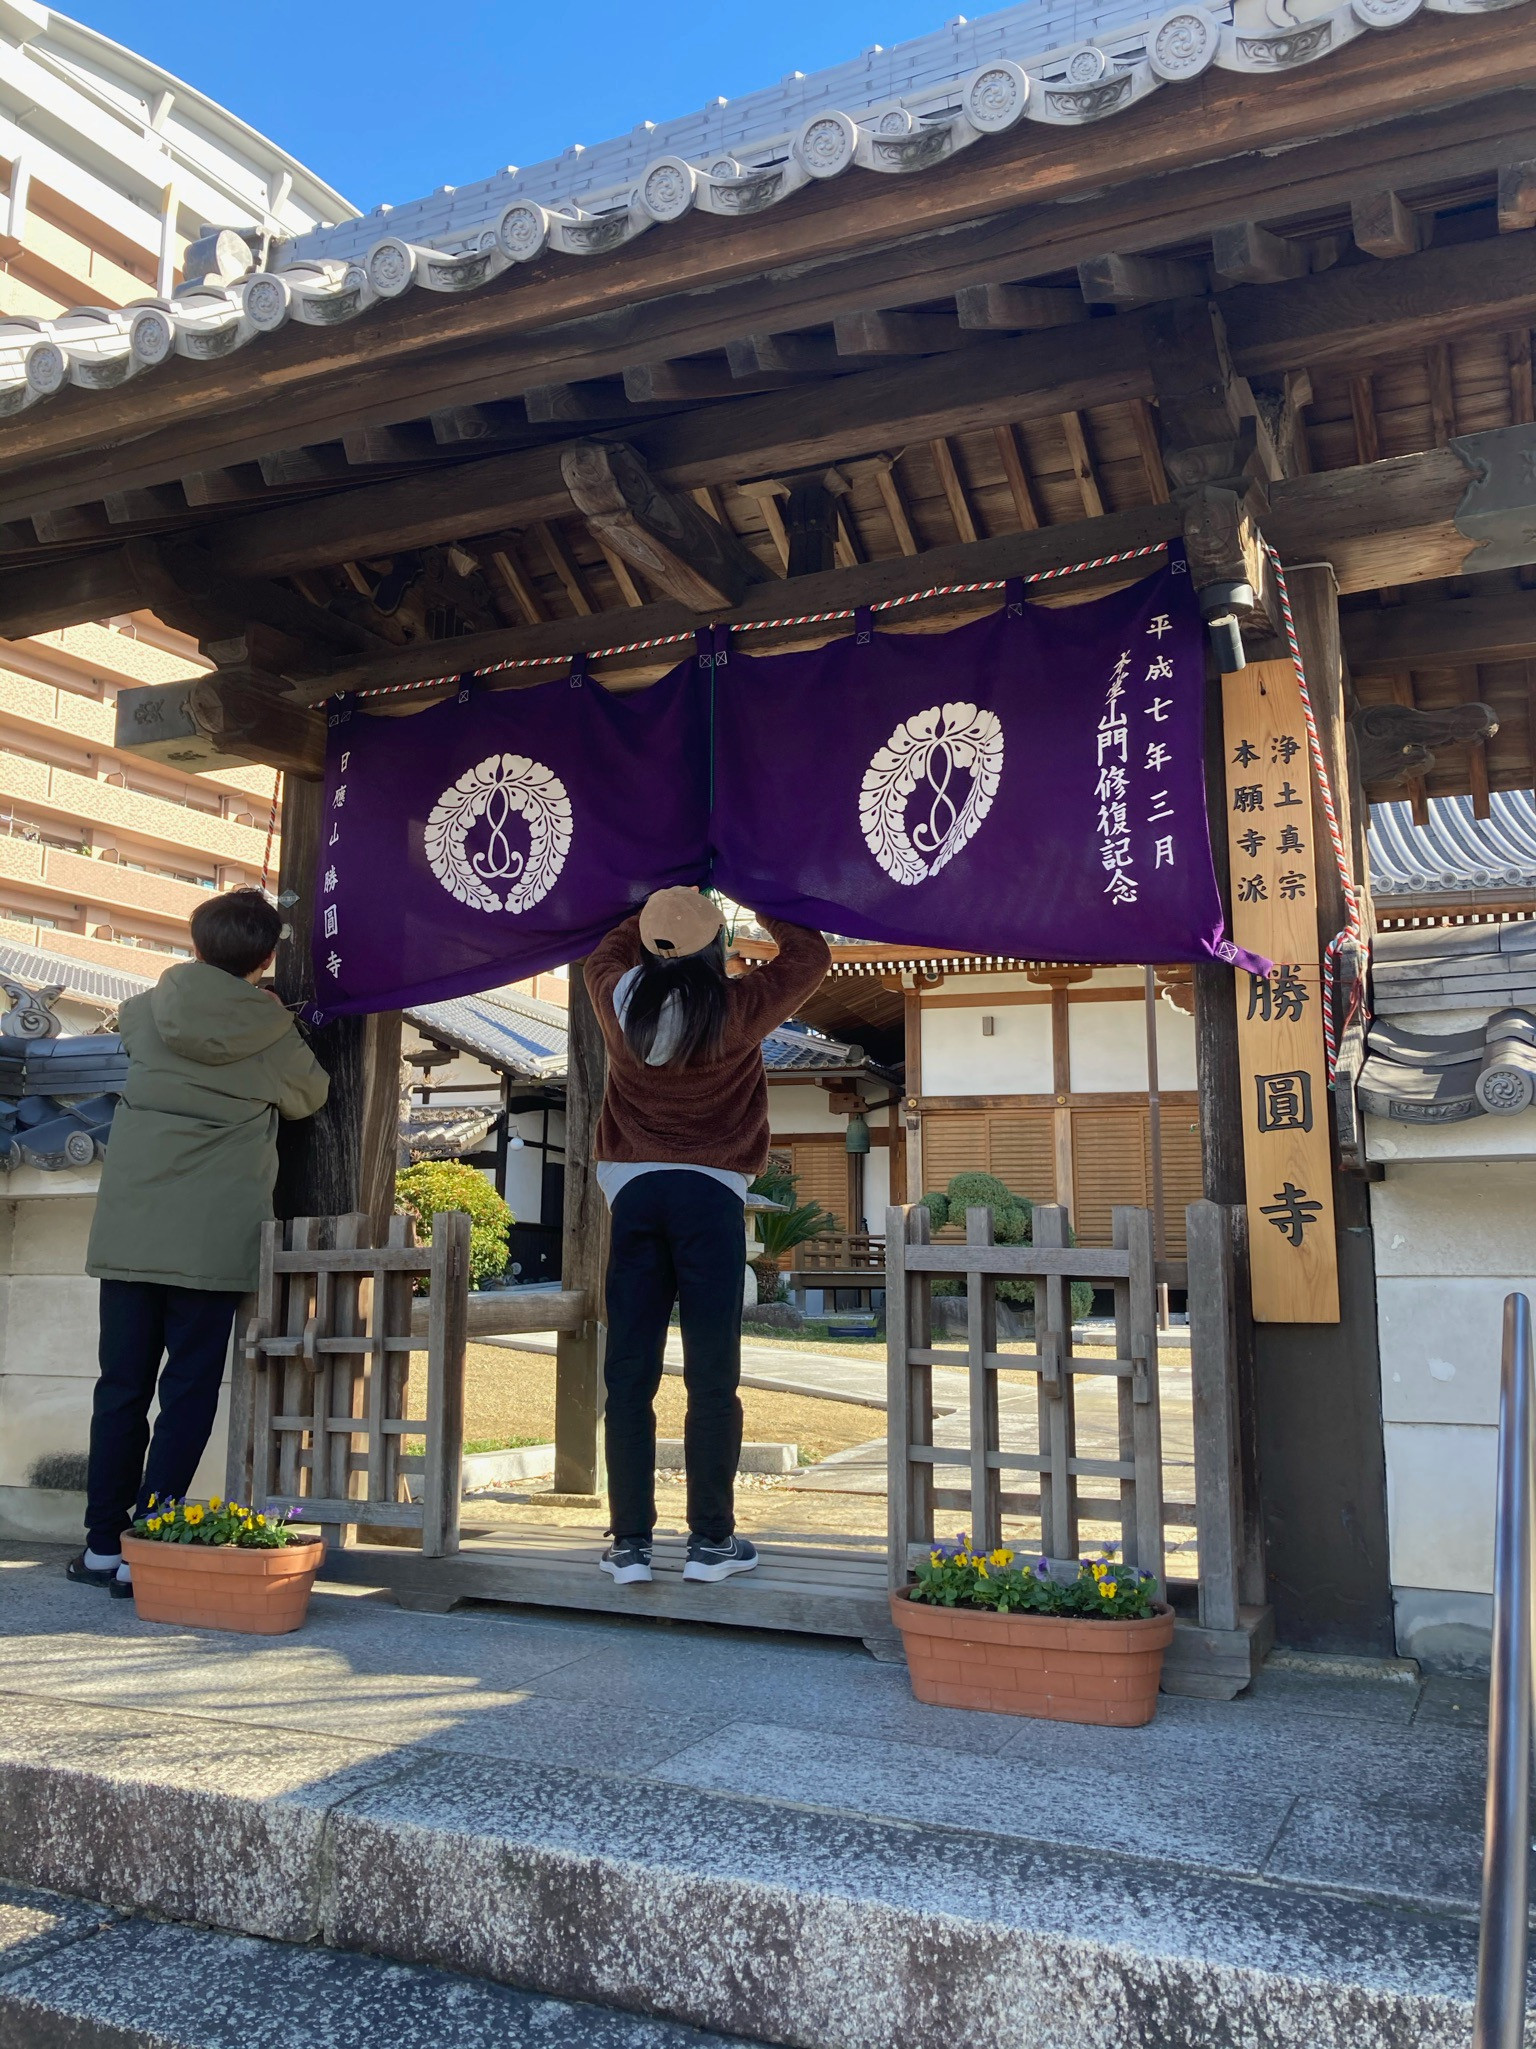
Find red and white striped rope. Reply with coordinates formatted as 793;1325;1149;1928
260;766;281;893
1262;542;1364;1081
349;542;1170;701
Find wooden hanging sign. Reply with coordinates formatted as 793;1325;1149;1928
1222;657;1340;1325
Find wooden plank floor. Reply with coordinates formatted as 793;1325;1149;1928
320;1523;895;1642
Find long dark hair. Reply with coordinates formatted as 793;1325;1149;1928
621;935;729;1067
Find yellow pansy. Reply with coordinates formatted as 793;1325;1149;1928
989;1549;1013;1569
208;1496;222;1511
184;1505;205;1526
1099;1581;1114;1598
976;1560;989;1578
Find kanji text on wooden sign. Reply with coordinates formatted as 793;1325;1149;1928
1222;658;1340;1325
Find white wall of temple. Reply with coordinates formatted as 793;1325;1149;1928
1367;1082;1536;1671
767;1083;851;1135
0;1172;226;1541
920;969;1197;1096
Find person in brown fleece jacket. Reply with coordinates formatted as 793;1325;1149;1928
584;889;830;1587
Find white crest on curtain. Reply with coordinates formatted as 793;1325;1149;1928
859;703;1004;885
423;753;573;914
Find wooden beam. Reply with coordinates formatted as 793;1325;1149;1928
623;357;786;403
1510;331;1534;425
1426;344;1457;448
1211;221;1309;287
1129;400;1170;505
834;308;974;357
530;521;595;615
737;481;791;570
854;453;919;557
955;282;1087;330
1351;190;1426;259
183;674;327;778
430;402;525;445
486;539;546;624
102;483;183;525
1343;586;1536;671
524;379;636;425
342;421;441;465
0;546;140;638
1059;411;1104;519
1349;374;1381;466
562;440;774;608
930;437;979;544
595;537;645;607
1497;160;1536;235
205;319;1156;578
992;424;1040;531
180;465;269;507
314;503;1183;699
833;496;865;568
726;331;842;378
258;445;351;488
1078;252;1208;306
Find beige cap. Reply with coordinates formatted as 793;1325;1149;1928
639;887;724;958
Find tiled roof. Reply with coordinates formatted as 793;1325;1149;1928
0;941;152;1010
1369;792;1536;901
405;986;569;1080
407;983;887;1081
0;0;1506;418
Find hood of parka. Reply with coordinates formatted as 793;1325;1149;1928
147;959;294;1067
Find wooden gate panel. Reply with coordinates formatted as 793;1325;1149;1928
885;1202;1164;1587
229;1209;470;1557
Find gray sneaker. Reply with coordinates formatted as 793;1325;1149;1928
683;1534;758;1583
601;1539;653;1585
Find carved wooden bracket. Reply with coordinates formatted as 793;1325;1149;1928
1349;700;1498;788
1452;421;1536;573
1179;484;1280;638
561;440;775;609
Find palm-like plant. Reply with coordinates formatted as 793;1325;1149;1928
750;1198;836;1305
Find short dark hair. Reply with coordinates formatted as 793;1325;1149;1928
190;888;282;978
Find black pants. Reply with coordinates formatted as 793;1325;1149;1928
85;1280;242;1554
604;1171;746;1544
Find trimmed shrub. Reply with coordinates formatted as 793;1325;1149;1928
921;1171;1093;1321
395;1161;513;1289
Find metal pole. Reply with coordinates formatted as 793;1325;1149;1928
1474;1292;1536;2049
1143;966;1170;1332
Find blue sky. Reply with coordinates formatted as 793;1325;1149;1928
60;2;964;212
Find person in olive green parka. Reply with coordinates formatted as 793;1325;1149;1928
70;889;329;1594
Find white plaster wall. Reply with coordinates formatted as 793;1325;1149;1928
923;1004;1053;1095
1068;998;1197;1094
0;1176;229;1538
767;1083;848;1134
861;1147;891;1232
1374;1160;1536;1607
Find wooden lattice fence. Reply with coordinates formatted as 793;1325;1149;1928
226;1209;469;1556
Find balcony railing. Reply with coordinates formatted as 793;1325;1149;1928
792;1232;887;1276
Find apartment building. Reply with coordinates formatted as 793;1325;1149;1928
0;3;353;980
0;615;285;978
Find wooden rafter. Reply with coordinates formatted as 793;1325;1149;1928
930;437;979;545
1349;374;1381;466
992;424;1040;532
1059;411;1104;519
863;454;919;556
1426;343;1457;446
1128;401;1170;506
530;522;594;616
486;540;546;625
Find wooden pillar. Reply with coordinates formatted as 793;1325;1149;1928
1249;561;1393;1654
1050;983;1074;1225
1192;647;1267;1609
902;979;924;1199
272;773;401;1232
554;957;608;1496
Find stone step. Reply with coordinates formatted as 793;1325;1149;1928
0;1695;1517;2049
0;1881;763;2049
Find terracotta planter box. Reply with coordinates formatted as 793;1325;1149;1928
121;1534;324;1636
890;1587;1175;1725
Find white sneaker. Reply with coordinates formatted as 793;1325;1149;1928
600;1540;653;1584
683;1534;758;1583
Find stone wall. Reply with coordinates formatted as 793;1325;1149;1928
0;1168;229;1542
1368;1116;1536;1672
